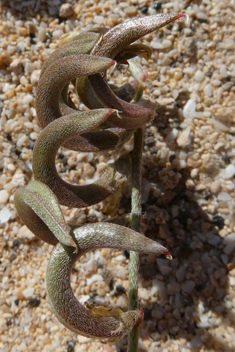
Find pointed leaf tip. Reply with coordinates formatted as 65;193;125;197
163;249;172;259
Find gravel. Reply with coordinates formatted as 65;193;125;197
1;0;235;351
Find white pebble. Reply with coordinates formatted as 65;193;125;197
7;163;15;172
220;65;228;78
22;287;35;298
160;147;169;159
224;38;234;50
124;6;137;16
86;274;103;285
211;117;229;132
0;206;12;223
138;288;149;300
197;315;210;328
204;83;213;97
162;39;172;49
191;168;199;178
116;295;127;309
37;27;47;42
114;255;125;261
17;41;27;52
116;269;127;280
150;40;163;50
196;12;209;20
218;192;232;201
81;253;95;271
118;2;129;8
52;29;64;40
177;127;193;148
30;132;38;140
23;94;34;105
24;121;33;129
178;159;186;169
184;66;196;75
183;99;196;119
0;190;10;204
12;173;26;187
24;62;35;75
167;49;177;57
224;164;235;179
212;79;222;87
93;16;105;24
194;69;204;82
31;69;41;85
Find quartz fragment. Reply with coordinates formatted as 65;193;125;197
177;127;193;148
183;99;196;119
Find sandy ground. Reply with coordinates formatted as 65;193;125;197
1;0;235;351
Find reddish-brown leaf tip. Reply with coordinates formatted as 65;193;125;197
163;249;173;260
135;305;144;328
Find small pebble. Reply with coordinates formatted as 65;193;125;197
22;287;35;299
139;288;150;300
67;342;74;352
196;12;209;20
224;164;235;179
0;190;10;204
10;58;23;74
31;70;41;85
28;298;40;307
207;235;221;246
18;225;36;242
224;233;235;244
190;335;203;348
174;70;183;81
162;39;172;49
183;99;196;119
1;3;235;351
182;281;195;294
210;181;222;194
204;83;213;97
154;3;162;11
115;284;125;294
83;163;95;178
194;70;204;82
12;238;20;246
220;65;228;78
212;215;225;229
59;3;74;18
177;127;193;149
140;6;148;14
24;62;35;75
124;6;137;17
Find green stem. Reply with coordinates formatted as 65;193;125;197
128;127;144;352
